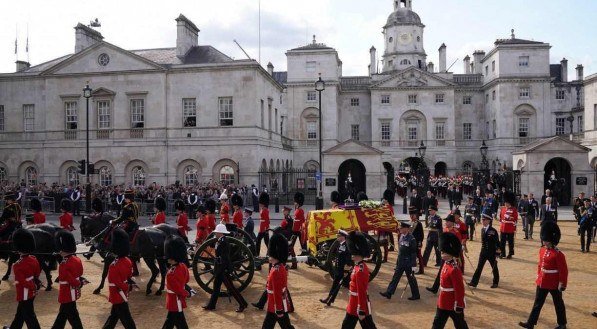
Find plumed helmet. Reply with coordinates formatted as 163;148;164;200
267;233;289;263
13;228;35;254
174;199;186;212
408;205;419;215
347;231;370;258
503;191;516;206
231;194;243;208
205;199;216;213
356;192;368;203
110;228;130;257
293;192;304;206
164;235;189;265
330;191;342;204
124;189;135;200
259;192;270;207
154;197;166;212
439;232;461;258
55;230;77;253
30;198;42;212
60;198;72;212
383;189;394;203
92;198;104;213
540;221;561;246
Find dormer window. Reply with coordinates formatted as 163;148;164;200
400;59;411;65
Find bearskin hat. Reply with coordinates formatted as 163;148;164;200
444;214;456;223
205;199;217;214
231;194;243;208
164;235;189;265
60;198;72;212
259;192;270;207
55;230;77;254
330;191;342;205
174;199;186;212
408;205;419;215
347;231;370;258
196;205;206;215
110;228;130;257
540;221;561;246
293;192;304;207
13;228;35;254
267;233;289;263
124;189;135;200
154;197;166;212
92;198;104;213
30;198;42;212
383;189;395;203
356;192;368;203
503;191;516;206
439;232;461;258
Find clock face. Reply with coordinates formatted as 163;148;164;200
399;33;413;45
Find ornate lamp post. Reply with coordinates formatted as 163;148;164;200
315;75;325;210
83;83;93;213
416;141;429;195
476;140;490;190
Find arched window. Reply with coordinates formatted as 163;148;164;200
184;165;198;186
0;167;6;182
400;59;411;65
66;166;80;186
25;167;37;186
132;166;145;186
219;166;235;185
99;166;112;186
462;162;474;174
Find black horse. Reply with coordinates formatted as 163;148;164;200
0;227;57;291
80;215;182;296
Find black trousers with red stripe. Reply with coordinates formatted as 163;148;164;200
262;312;294;329
51;302;83;329
9;299;41;329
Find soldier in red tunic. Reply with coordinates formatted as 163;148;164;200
51;230;85;329
195;205;209;245
5;228;42;329
152;197;167;225
432;232;468;329
204;199;217;235
427;215;464;294
162;235;192;329
256;192;270;257
174;199;189;243
219;191;230;224
102;228;136;329
290;192;306;260
342;231;376;329
499;191;519;259
231;194;244;229
59;199;75;231
519;221;567;329
261;233;294;329
30;198;46;224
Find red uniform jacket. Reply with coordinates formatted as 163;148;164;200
206;214;216;234
13;255;41;302
177;213;189;238
60;212;75;231
266;263;289;314
455;218;468;242
33;212;46;224
220;203;230;223
536;246;568;290
347;261;371;316
232;210;243;229
153;212;166;225
437;260;466;311
195;217;209;244
58;255;83;304
165;263;189;312
386;203;395;217
259;208;270;233
499;206;518;234
108;257;133;304
292;208;304;232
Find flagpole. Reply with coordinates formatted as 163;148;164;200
26;23;29;63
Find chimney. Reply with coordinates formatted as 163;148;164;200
427;62;434;73
175;14;199;58
267;62;274;75
15;60;30;72
560;58;568;82
463;55;471;74
369;46;377;75
74;23;104;53
473;50;486;74
576;64;584;81
438;43;447;72
470;62;474;74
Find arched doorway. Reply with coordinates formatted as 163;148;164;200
544;158;572;206
383;162;395;193
434;162;447;176
338;159;366;201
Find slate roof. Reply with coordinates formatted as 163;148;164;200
385;8;422;27
290;42;333;51
131;46;232;65
272;71;287;85
494;38;545;46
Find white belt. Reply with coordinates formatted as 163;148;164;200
60;277;79;285
349;291;358;296
440;287;454;292
166;289;176;294
266;289;273;294
541;269;558;274
16;276;34;284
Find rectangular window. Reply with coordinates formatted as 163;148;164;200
306;61;316;72
275;108;278;133
578;115;583;133
218;97;233;126
307;121;317;139
485;66;488;75
0;105;5;131
407;122;418;140
519;56;529;67
182;98;197;127
435;122;445;140
556;117;565;135
519;87;530;98
351;124;360;141
486;121;490;140
65;101;78;130
556;90;565;100
381;122;391;146
381;95;391;104
485;94;489;104
97;101;111;129
492;120;496;138
408;94;417;104
519;118;529;137
463;123;472;140
307;91;317;102
130;99;145;128
435;94;444;103
350;98;360;107
260;99;264;127
492;90;496;100
463;96;472;105
492;60;495;72
23;104;35;132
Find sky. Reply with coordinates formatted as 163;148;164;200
0;0;595;79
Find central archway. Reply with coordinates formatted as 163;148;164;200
338;159;366;201
544;157;571;206
434;162;447;176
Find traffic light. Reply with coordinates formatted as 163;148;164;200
78;159;86;175
87;162;95;175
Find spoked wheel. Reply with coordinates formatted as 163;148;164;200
325;234;382;281
192;236;255;296
206;224;257;256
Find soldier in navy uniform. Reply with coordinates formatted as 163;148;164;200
320;230;352;306
468;210;500;288
380;221;420;300
408;206;425;274
579;198;593;252
525;193;540;240
464;197;477;241
423;205;442;267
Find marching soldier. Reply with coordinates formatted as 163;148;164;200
525;193;540;240
219;191;230;224
110;189;139;238
380;221;420;301
152;197;167;225
162;235;192;329
5;229;42;329
261;233;294;329
204;199;217;235
518;194;528;237
473;189;483;224
499;191;518;259
423;205;442;267
174;199;190;243
203;224;248;312
579;198;593;252
331;190;342;209
468;210;500;289
519;222;567;329
51;231;85;329
408;206;424;274
231;194;244;229
59;199;75;231
320;230;352;306
102;228;136;329
342;231;377;329
256;192;270;257
30;198;46;224
381;189;396;251
427;215;464;294
431;232;468;329
194;205;209;245
292;192;307;255
464;197;477;241
243;207;256;241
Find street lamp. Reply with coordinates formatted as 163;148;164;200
567;112;574;138
476;140;490;190
315;74;325;210
418;140;427;160
83;83;93;213
415;140;429;195
480;140;489;170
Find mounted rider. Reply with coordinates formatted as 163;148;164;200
110;189;139;240
0;192;23;242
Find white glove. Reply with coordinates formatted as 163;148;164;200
109;220;114;225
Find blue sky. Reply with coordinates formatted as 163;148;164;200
1;0;595;79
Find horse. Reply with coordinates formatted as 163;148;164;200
0;227;57;291
80;215;182;296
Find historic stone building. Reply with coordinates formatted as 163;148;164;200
0;0;594;203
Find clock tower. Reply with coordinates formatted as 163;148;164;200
381;0;427;72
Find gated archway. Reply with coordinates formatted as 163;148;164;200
544;157;572;206
338;159;367;201
434;162;447;176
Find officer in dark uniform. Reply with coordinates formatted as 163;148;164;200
464;197;477;241
473;190;483;224
525;193;540;240
409;206;425;274
579;198;593;252
468;210;500;288
320;230;352;306
0;192;22;241
380;221;420;300
423;205;442;267
110;189;139;239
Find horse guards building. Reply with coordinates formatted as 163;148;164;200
1;0;597;205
